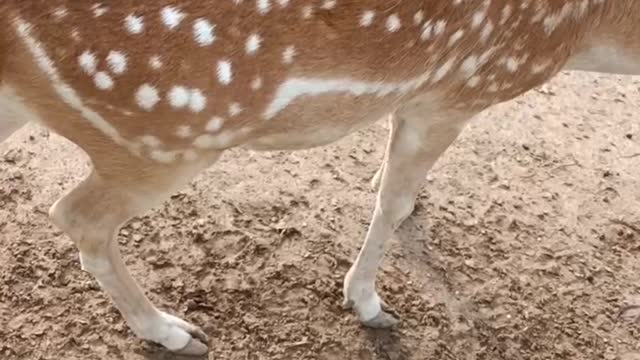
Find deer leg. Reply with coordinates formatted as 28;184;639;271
49;159;218;355
0;118;23;143
0;86;28;143
370;114;395;192
344;103;473;328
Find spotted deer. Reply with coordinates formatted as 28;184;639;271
0;0;638;356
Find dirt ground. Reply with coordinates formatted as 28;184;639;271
2;70;640;360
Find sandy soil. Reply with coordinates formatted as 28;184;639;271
2;70;640;360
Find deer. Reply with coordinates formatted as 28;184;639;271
0;0;638;356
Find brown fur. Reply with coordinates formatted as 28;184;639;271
1;1;609;159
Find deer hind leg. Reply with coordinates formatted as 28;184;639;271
370;114;395;192
0;85;30;143
344;99;474;327
49;155;220;355
0;116;23;143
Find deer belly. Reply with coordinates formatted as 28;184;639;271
246;92;396;151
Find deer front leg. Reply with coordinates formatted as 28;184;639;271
49;169;210;355
344;102;473;328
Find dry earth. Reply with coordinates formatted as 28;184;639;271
2;71;640;360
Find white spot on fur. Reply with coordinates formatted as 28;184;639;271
386;14;401;32
106;51;127;75
79;51;97;75
228;102;243;116
92;3;109;18
246;33;262;55
480;21;494;42
277;0;290;7
467;76;481;88
251;77;263;90
193;134;216;149
434;20;447;35
282;46;296;64
302;5;313;18
500;4;512;25
360;11;375;27
53;6;68;20
448;30;464;46
460;55;479;78
194;19;216;46
413;10;424;25
125;14;144;34
150;150;178;164
140;135;162;148
420;21;433;41
205;116;225;132
431;57;456;83
189;89;207;113
422;20;446;40
176;125;193;138
149;56;163;70
217;60;233;85
322;0;336;9
478;47;498;65
71;29;81;41
168;86;190;108
471;10;486;28
161;6;187;30
531;3;547;23
543;3;573;34
532;60;551;74
94;72;114;90
576;0;589;18
257;0;271;14
136;84;160;110
504;57;519;72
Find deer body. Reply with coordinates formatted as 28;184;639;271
0;0;638;356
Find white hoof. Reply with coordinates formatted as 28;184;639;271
175;337;208;356
343;270;398;328
361;309;399;328
141;312;209;356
